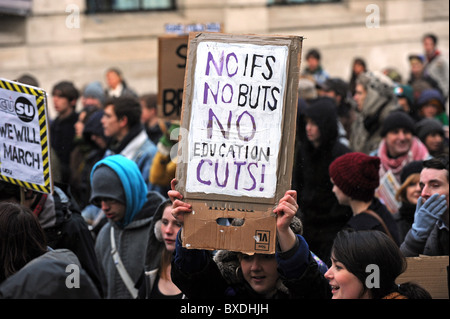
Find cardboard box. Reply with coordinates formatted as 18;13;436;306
396;255;449;299
181;200;276;253
176;32;302;254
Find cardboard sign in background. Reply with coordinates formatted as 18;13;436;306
176;32;302;254
157;35;188;121
0;78;52;194
396;255;449;299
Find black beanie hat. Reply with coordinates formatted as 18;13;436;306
380;111;416;137
400;160;423;184
84;110;105;138
415;118;444;142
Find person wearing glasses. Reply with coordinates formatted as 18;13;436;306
90;154;165;299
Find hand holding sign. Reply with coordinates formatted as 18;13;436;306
273;190;298;252
171;176;299;253
169;178;192;225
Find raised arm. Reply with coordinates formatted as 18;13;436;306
273;190;298;252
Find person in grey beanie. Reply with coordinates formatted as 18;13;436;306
82;81;105;108
91;154;165;298
415;118;448;157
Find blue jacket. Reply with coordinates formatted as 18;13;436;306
91;154;148;228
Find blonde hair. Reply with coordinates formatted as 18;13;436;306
395;173;420;203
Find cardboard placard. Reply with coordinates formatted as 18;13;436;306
157;35;189;121
0;78;53;194
396;255;449;299
176;32;302;254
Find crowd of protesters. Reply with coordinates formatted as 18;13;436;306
0;33;448;300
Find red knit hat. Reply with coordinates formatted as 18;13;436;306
329;152;381;202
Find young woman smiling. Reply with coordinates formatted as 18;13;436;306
325;229;431;299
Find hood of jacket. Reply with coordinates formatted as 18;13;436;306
358;71;397;116
33;184;74;230
111;191;166;231
301;97;339;149
143;199;172;271
91;154;148;228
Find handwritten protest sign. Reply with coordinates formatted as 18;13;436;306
176;33;302;254
0;78;52;194
186;41;288;198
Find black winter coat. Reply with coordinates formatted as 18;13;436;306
171;236;332;299
346;197;401;246
292;97;353;264
395;202;415;243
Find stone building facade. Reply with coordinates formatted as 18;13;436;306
0;0;448;119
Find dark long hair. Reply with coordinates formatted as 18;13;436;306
0;202;48;283
331;229;431;299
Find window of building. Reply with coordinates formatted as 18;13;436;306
0;0;32;16
86;0;175;13
268;0;341;5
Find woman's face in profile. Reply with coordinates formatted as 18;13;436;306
324;255;370;299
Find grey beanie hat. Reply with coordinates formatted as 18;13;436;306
83;81;105;105
90;165;126;205
415;118;444;142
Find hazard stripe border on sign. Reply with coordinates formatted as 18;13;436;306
0;78;52;194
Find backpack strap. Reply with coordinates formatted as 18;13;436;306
363;209;394;242
110;227;139;298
